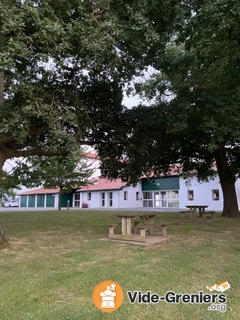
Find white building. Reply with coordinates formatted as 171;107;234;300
18;152;240;211
73;177;142;209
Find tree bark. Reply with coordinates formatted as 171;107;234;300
0;32;4;109
0;70;4;109
215;145;240;218
58;187;63;211
0;228;8;248
0;151;8;185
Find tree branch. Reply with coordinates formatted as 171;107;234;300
13;149;69;158
0;124;49;145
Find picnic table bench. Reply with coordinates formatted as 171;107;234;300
108;214;167;242
180;208;215;220
180;211;190;220
201;211;215;219
137;224;167;237
108;223;121;236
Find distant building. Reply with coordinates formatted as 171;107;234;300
18;188;73;208
17;152;240;211
75;177;142;209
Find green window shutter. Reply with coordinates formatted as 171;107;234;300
37;194;45;207
28;195;36;207
46;194;55;207
20;196;27;207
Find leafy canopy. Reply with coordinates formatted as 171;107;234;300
5;151;93;192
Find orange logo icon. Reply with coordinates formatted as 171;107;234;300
92;280;124;312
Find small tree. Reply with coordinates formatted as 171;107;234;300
8;151;93;210
0;171;17;207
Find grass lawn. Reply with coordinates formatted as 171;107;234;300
0;209;239;320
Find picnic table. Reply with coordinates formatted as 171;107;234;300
186;205;208;218
108;213;167;242
180;205;215;220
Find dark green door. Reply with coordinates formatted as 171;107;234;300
61;193;73;207
37;194;45;207
46;194;55;207
28;195;35;207
20;196;27;207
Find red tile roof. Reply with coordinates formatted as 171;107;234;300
77;177;126;192
83;152;99;159
18;188;60;195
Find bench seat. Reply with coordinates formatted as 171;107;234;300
180;211;191;219
201;211;215;219
137;223;167;236
108;223;120;236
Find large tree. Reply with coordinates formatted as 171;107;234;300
96;0;240;218
0;0;179;245
0;0;176;181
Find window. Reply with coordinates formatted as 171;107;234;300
168;191;179;208
143;192;153;207
154;192;160;206
124;191;128;200
188;190;194;201
143;191;179;208
143;192;152;199
109;192;113;207
212;189;220;201
87;192;91;201
160;191;167;207
136;192;140;201
74;193;80;207
101;193;105;207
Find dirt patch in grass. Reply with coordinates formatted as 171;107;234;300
1;237;29;254
10;237;29;245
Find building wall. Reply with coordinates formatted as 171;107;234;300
179;175;224;211
234;180;240;209
19;174;240;211
74;182;142;209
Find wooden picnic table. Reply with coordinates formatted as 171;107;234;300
185;205;209;218
108;213;167;242
116;213;156;236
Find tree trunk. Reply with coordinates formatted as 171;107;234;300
0;228;8;248
0;151;8;207
0;70;4;109
58;187;63;211
0;152;8;246
215;145;240;218
0;151;7;180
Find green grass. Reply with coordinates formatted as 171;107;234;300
0;210;239;320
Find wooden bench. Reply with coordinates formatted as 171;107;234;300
137;224;167;236
201;211;215;219
108;224;146;242
138;227;149;238
108;223;120;236
180;211;191;219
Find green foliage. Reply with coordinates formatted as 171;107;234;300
96;0;240;216
6;151;93;192
1;0;175;180
0;171;17;206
